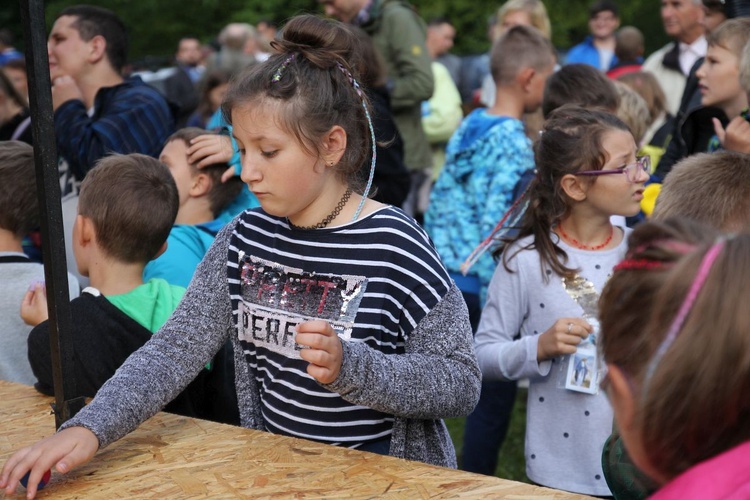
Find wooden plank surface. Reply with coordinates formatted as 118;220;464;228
0;381;593;498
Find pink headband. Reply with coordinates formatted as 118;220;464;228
642;239;725;392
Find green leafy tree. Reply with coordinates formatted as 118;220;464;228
1;0;670;66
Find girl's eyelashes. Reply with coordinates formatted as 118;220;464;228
261;150;279;158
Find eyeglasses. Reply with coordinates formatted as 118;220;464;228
575;156;651;184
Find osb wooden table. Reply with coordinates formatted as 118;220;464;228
0;381;593;499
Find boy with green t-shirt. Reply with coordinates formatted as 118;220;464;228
22;154;238;424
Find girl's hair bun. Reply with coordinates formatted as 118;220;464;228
272;15;360;71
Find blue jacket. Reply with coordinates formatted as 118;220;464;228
143;219;226;288
565;36;618;71
424;109;533;303
54;76;174;180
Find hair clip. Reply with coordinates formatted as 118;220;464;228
272;53;296;83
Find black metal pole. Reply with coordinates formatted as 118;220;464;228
19;0;85;428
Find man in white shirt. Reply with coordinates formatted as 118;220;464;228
643;0;706;115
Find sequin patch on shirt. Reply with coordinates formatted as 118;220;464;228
238;255;367;359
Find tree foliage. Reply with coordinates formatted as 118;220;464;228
2;0;669;65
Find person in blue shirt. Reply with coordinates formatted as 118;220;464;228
48;5;174;184
144;128;244;288
565;0;620;71
0;30;23;67
425;24;556;476
48;5;177;290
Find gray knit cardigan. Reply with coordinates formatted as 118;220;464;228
62;218;481;468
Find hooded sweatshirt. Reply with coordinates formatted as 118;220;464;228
143;219;226;288
425;109;533;303
358;0;434;172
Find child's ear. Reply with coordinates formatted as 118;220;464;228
189;172;212;197
76;214;96;246
560;174;589;202
607;365;636;430
518;67;536;92
321;125;347;167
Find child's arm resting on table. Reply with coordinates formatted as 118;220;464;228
1;220;240;499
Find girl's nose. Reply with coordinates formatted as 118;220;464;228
240;158;261;185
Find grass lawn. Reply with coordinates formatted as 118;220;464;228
445;387;531;483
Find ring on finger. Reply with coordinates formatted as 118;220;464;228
567;322;573;334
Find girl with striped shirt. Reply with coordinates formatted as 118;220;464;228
1;15;480;497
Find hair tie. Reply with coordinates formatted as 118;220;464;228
613;259;670;272
631;240;697;257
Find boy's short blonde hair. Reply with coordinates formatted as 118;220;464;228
490;24;555;86
653;151;750;232
740;39;750;94
613;80;651;144
707;17;750;56
496;0;551;39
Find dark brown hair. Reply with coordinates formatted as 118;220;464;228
653;151;750;232
195;69;231;125
221;14;371;192
0;141;38;237
78;154;178;264
497;106;631;279
165;127;244;217
600;219;750;480
347;26;387;89
58;5;129;74
542;64;620;118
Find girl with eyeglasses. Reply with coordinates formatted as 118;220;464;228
471;105;649;496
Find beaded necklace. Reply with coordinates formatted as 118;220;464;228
287;189;353;230
557;223;614;250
